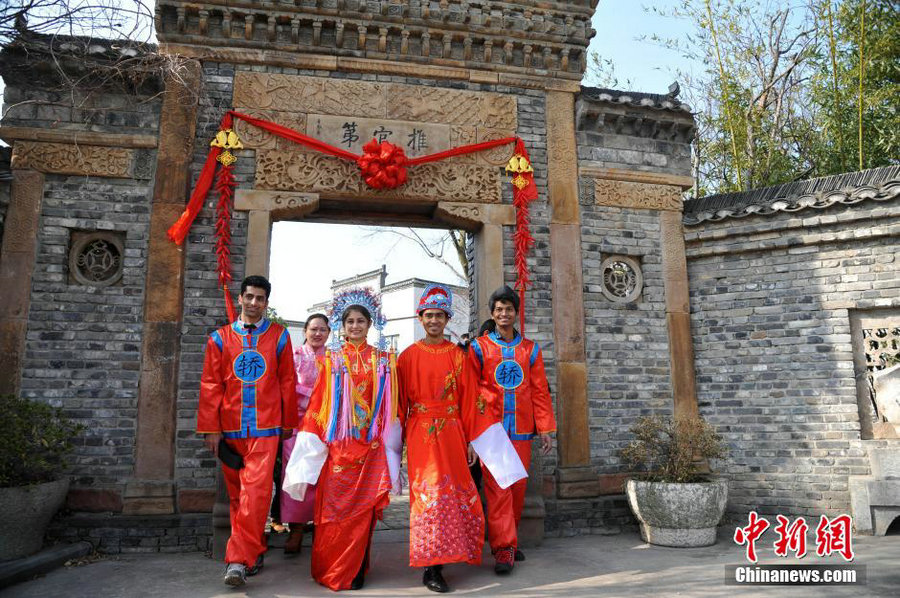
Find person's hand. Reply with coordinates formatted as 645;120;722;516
204;433;223;456
467;444;477;467
539;433;553;456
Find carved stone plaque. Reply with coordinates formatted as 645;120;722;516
11;141;133;178
306;114;451;158
594;179;683;211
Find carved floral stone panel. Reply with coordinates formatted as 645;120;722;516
11;142;133;178
234;72;387;118
233;72;517;132
255;149;501;204
594;178;683;211
233;110;307;150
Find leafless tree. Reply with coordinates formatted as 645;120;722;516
361;227;469;284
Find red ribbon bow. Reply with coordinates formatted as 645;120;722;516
357;139;409;189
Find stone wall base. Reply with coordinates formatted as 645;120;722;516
545;494;636;537
47;513;211;555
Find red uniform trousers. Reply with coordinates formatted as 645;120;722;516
482;438;532;552
222;436;280;567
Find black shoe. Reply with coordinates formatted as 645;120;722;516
423;566;450;593
247;554;264;576
514;549;525;562
493;547;514;574
350;555;367;590
350;569;365;590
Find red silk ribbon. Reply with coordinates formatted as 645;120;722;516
167;111;538;327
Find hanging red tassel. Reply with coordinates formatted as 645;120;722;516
223;282;237;323
508;139;538;331
214;163;236;291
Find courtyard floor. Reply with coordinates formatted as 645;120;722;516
2;521;897;598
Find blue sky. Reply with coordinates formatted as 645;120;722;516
587;1;699;94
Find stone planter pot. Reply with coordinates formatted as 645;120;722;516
626;478;728;547
0;478;70;561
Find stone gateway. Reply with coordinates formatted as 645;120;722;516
0;1;897;552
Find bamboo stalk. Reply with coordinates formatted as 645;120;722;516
858;0;866;170
825;1;843;170
705;0;743;189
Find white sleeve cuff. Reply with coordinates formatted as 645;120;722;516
383;419;404;494
283;431;328;500
470;422;528;490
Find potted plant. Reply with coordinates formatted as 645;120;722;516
0;394;83;561
621;415;728;547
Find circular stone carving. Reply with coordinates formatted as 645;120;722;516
70;233;124;286
600;255;643;303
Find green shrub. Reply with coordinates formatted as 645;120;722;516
620;415;727;483
0;395;83;487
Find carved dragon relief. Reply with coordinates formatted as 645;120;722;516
255;149;502;204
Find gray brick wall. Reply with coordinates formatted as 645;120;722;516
685;202;899;520
21;175;152;489
1;84;162;134
578;182;674;475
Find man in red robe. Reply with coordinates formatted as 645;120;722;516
468;285;556;574
197;275;299;587
398;285;527;592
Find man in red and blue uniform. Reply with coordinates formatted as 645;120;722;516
468;285;556;574
197;275;298;587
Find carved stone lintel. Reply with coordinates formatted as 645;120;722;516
11;141;133;178
233;72;517;131
234;189;320;220
255;149;501;204
436;202;516;228
594;178;683;211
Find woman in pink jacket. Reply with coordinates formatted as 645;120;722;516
280;313;329;553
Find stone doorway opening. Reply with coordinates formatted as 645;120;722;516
235;188;515;329
265;218;474;352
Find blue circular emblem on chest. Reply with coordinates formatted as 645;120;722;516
494;360;524;390
233;350;267;383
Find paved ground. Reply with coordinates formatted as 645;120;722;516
3;527;897;598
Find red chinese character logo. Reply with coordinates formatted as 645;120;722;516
815;514;854;561
773;515;808;558
734;511;771;563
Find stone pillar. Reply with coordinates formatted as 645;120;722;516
124;61;202;515
245;210;272;278
474;222;505;324
545;90;599;499
660;210;700;420
0;169;44;396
